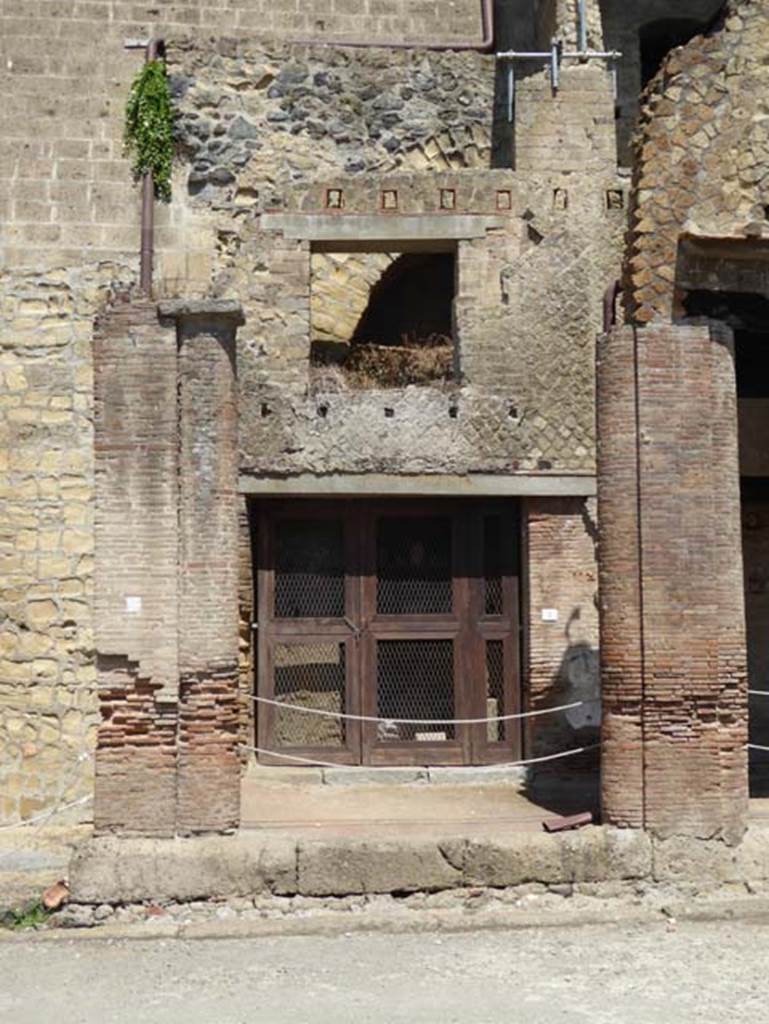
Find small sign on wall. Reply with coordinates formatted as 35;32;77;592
125;596;142;614
541;608;559;623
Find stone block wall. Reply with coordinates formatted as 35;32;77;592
515;66;616;174
0;264;132;826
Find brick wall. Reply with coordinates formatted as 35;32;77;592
597;323;748;842
525;498;600;758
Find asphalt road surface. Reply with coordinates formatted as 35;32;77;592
1;919;766;1023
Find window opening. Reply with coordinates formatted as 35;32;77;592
310;251;456;389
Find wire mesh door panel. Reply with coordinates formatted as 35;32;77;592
258;637;360;763
362;503;470;765
256;502;362;765
363;633;467;765
468;505;522;764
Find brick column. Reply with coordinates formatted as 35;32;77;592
596;326;645;828
93;298;179;836
160;301;244;835
597;323;748;842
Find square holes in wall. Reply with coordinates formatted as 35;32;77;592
440;189;456;211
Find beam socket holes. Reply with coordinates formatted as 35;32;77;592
440;189;456;211
607;189;624;210
553;188;568;211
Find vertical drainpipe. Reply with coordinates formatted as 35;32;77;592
140;38;164;295
578;0;588;54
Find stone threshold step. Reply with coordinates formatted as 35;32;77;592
245;765;529;787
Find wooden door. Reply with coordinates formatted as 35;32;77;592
254;498;521;767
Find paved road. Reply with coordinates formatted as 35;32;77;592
0;920;766;1023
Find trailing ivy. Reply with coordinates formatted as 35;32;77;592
124;59;174;202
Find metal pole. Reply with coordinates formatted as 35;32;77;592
496;50;622;60
507;63;515;123
550;40;560;91
578;0;588;56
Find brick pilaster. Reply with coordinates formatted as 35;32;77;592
165;301;244;835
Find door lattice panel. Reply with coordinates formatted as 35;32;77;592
376;639;455;743
485;640;505;742
376;516;452;615
273;642;346;747
483;515;503;615
274;518;345;618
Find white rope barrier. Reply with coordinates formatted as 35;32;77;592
749;690;769;697
241;742;600;771
0;794;93;833
748;743;769;753
250;694;600;726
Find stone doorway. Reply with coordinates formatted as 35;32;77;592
250;498;523;768
735;317;769;790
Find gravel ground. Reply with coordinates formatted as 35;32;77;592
0;919;766;1024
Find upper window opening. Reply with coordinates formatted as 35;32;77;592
310;251;457;389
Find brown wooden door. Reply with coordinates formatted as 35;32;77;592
254;498;521;767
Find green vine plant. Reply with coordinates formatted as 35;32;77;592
124;59;174;203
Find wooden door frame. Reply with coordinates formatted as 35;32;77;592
252;497;522;767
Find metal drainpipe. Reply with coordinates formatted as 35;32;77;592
577;0;588;56
139;37;165;295
293;0;494;51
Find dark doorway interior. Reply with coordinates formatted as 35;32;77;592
686;289;769;787
639;18;708;88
